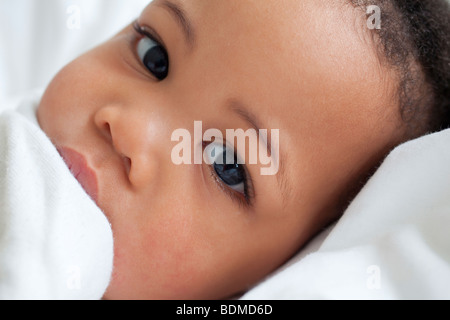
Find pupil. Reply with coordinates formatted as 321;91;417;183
143;46;168;80
214;152;244;186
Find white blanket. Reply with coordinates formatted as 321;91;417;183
0;91;114;300
241;129;450;300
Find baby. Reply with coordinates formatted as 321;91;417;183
16;0;450;299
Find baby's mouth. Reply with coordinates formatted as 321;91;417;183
57;146;99;204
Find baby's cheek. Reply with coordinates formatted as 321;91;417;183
140;211;218;298
38;58;98;142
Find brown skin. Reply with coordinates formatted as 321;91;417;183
37;0;406;299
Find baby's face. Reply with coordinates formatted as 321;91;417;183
38;0;405;299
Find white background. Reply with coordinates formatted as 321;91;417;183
0;0;150;109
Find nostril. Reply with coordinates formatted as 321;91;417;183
122;155;132;177
103;122;112;142
96;120;113;144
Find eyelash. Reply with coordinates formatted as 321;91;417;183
203;142;255;209
214;170;255;209
133;20;164;50
132;21;255;208
132;21;169;80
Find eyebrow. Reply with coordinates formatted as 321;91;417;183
157;0;196;50
229;100;292;208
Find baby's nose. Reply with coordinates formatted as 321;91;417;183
93;105;162;189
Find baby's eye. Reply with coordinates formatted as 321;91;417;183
136;29;169;80
205;143;246;194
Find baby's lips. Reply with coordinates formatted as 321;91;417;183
57;146;99;204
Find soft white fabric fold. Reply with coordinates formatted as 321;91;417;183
241;129;450;300
0;92;114;300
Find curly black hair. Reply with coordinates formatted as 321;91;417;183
351;0;450;138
